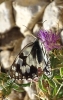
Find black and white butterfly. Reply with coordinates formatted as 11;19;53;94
8;34;51;80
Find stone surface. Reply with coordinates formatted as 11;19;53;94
43;1;63;32
13;0;50;35
0;27;24;69
33;23;42;36
0;0;15;33
5;90;29;100
55;0;63;6
23;80;38;100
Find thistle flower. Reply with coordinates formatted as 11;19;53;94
38;30;62;51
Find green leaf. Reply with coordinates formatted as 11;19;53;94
54;75;62;80
43;75;55;88
58;88;63;99
56;83;63;96
60;68;63;77
38;76;47;92
18;83;30;87
48;80;55;88
12;83;24;92
12;83;20;89
2;87;11;96
6;79;14;85
52;84;59;96
0;85;3;90
50;53;62;69
0;73;10;83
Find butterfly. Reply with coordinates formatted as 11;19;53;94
8;34;51;80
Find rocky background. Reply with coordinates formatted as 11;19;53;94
0;0;63;100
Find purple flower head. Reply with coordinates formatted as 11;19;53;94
38;30;62;51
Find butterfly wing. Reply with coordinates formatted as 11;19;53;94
9;39;51;80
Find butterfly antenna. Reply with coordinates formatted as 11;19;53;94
22;25;37;39
23;25;31;31
39;20;47;30
42;20;47;24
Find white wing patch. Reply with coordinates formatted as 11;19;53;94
12;66;16;71
26;65;30;73
15;72;19;76
15;57;23;67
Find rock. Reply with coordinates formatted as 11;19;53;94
0;0;8;4
0;0;15;33
13;0;50;35
55;0;63;6
0;27;24;69
33;22;42;36
23;80;38;100
5;90;29;100
60;29;63;44
43;1;63;32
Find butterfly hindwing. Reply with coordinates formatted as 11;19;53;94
9;41;39;80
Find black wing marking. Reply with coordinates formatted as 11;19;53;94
31;40;43;63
